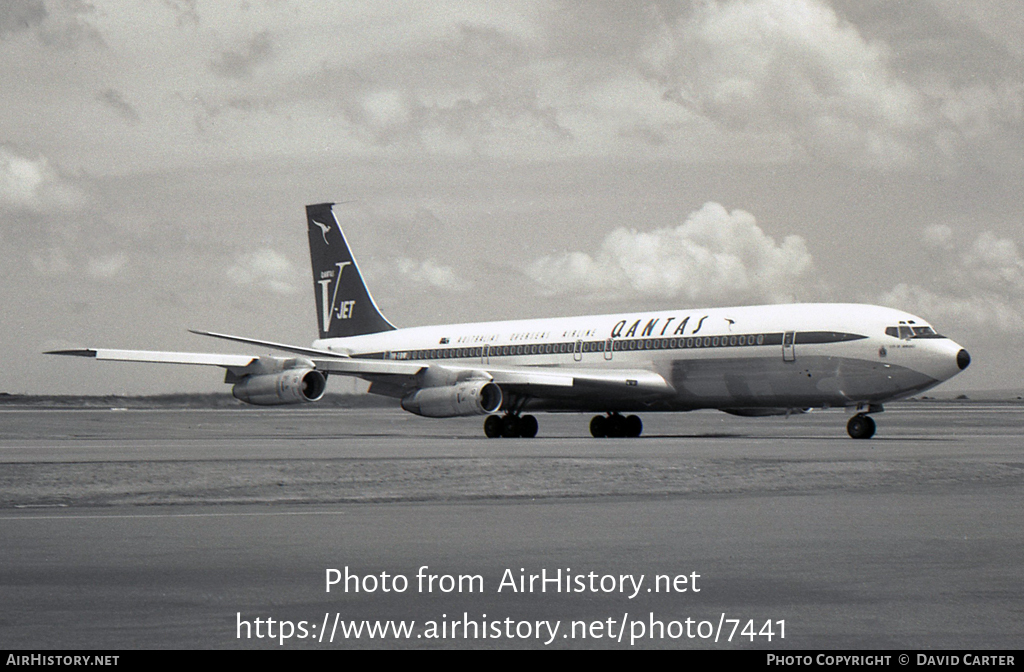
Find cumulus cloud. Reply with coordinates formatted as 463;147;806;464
881;228;1024;333
643;0;927;167
303;24;571;151
528;202;814;305
0;145;86;212
226;249;300;295
392;257;471;292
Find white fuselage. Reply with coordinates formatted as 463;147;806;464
313;303;967;412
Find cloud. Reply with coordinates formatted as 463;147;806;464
209;31;274;80
392;257;471;292
527;201;814;305
880;228;1024;333
0;0;47;39
97;89;141;124
28;247;71;275
0;145;86;212
643;0;927;168
29;0;103;50
301;24;571;152
226;248;300;295
86;252;128;279
926;0;1024;60
162;0;199;28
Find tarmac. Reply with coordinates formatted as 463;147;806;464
1;402;1022;649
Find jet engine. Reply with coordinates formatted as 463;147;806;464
231;368;327;405
401;381;502;418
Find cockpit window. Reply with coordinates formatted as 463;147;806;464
910;326;943;338
885;324;944;339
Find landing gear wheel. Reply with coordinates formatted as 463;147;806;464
484;415;503;438
607;414;626;437
501;414;522;438
847;414;876;439
624;415;643;438
591;413;643;438
519;415;538;438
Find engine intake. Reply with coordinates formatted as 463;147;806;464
232;369;327;405
401;381;502;418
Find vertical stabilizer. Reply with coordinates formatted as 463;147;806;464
306;203;396;339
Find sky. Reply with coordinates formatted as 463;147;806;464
2;0;1022;395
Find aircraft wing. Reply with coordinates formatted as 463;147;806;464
47;347;424;378
47;348;673;402
46;348;259;368
178;329;674;399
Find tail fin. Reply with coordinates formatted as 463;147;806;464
306;203;396;339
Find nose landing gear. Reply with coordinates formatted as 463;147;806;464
846;414;876;439
846;402;885;439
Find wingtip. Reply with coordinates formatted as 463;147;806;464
44;348;98;358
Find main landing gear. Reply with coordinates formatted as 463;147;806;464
484;413;538;438
847;403;883;439
482;412;644;438
590;413;643;438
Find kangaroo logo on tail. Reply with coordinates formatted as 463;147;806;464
312;219;332;245
306;203;396;340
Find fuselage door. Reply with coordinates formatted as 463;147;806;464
782;331;796;362
483;343;490;364
574;339;583;362
604;338;613;361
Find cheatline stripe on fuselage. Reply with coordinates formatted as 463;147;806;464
349;331;867;361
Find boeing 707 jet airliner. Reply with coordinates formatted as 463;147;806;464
48;203;971;439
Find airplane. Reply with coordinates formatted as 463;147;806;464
47;203;971;440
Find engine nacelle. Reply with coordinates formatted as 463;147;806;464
232;369;327;406
401;381;502;418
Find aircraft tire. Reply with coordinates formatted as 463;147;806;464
501;414;522;438
484;415;503;438
625;415;643;438
847;414;876;439
607;414;626;438
590;415;608;438
520;415;538;438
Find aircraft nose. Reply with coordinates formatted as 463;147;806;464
957;349;971;371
